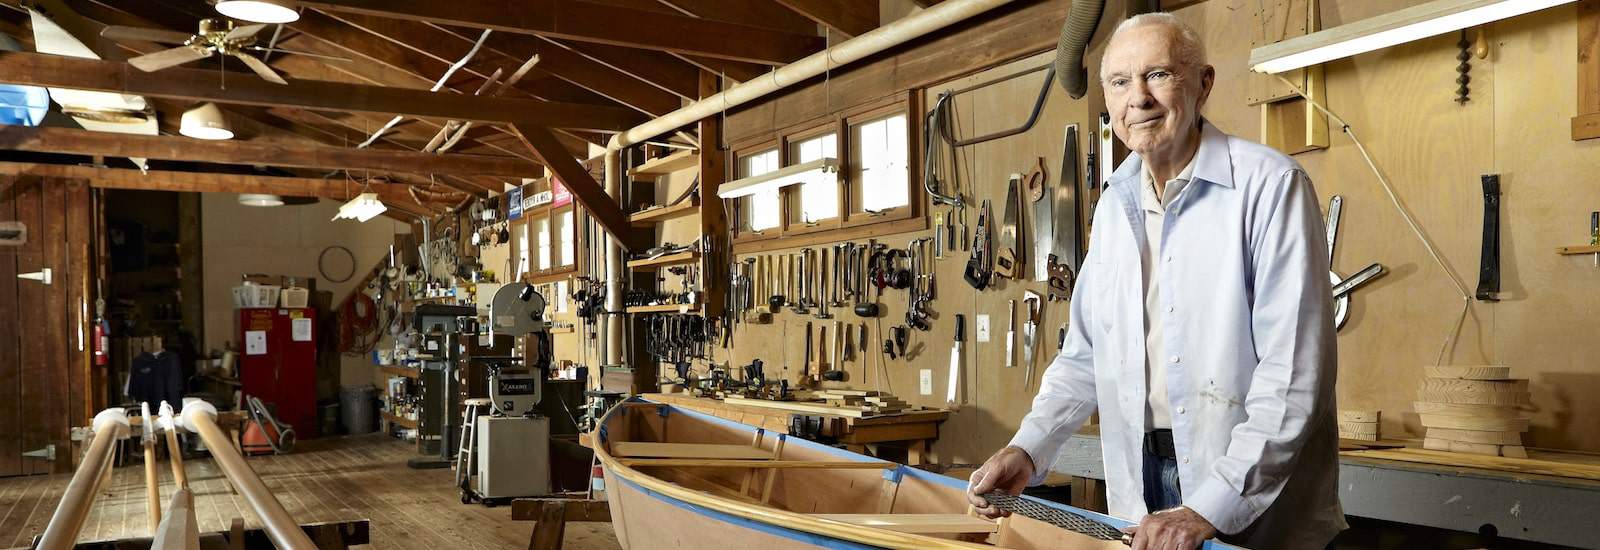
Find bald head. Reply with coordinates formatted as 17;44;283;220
1100;13;1207;81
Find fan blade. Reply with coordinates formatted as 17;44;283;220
101;25;196;45
224;23;267;42
233;53;287;84
244;46;352;63
127;46;212;72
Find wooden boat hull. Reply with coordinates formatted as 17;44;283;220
596;397;1241;549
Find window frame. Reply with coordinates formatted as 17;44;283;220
730;140;784;244
512;176;583;284
727;93;923;251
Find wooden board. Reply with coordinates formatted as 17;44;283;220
1337;410;1379;423
610;442;774;460
1576;0;1599;140
1424;437;1506;457
1246;0;1314;105
722;396;875;418
1426;428;1523;445
1419;414;1529;432
618;459;895;469
812;514;999;534
1348;448;1600;481
1412;401;1524;418
1423;365;1512;380
1337;421;1379;436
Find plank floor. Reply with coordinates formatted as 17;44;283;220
0;434;622;550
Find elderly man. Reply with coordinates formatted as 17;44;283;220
966;13;1344;550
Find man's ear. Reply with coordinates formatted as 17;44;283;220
1196;65;1216;107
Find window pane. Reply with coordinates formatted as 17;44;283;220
536;217;551;270
790;133;838;223
558;209;575;267
738;149;781;231
518;220;530;278
853;114;909;213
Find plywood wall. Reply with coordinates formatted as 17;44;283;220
581;0;1600;461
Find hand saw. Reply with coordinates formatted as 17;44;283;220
1028;156;1053;283
1048;124;1084;300
981;491;1131;544
994;175;1022;279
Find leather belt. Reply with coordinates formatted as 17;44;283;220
1144;429;1176;459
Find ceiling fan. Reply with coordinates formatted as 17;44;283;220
99;18;349;85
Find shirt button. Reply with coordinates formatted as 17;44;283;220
1177;407;1186;414
1183;457;1191;464
1165;256;1173;263
1166;306;1175;313
1169;355;1180;364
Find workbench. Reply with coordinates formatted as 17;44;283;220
641;393;950;465
1049;430;1600;547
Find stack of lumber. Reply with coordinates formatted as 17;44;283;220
816;390;909;415
1337;410;1380;442
1415;365;1530;458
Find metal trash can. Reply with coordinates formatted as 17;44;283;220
340;385;378;435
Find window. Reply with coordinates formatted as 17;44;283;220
518;221;531;278
851;113;910;214
534;216;552;270
556;207;575;267
738;148;781;232
789;132;838;224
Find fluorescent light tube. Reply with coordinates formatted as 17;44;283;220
717;157;839;200
1250;0;1576;74
333;193;387;222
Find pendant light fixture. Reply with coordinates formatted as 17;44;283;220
214;0;300;24
179;102;234;140
238;194;285;207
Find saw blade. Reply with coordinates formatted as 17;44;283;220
1054;124;1084;270
982;491;1130;544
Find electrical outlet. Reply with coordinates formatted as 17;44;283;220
920;369;933;395
976;314;991;342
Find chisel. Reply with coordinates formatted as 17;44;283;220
1005;300;1017;369
948;314;965;406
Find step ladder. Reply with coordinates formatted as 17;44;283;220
455;398;492;501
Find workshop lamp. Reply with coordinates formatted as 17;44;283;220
238;194;285;207
716;157;840;200
214;0;300;24
333;192;387;222
1249;0;1577;74
179;102;234;140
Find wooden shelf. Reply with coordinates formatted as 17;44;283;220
411;296;457;304
627;250;699;270
378;365;420;379
629;202;700;226
626;303;700;314
1556;244;1600;255
382;411;417;429
629;150;699;178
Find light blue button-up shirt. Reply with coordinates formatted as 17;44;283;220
1009;120;1345;549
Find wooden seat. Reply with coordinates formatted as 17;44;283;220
609;442;773;460
812;514;1000;534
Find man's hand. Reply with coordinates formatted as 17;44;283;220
965;446;1035;518
1123;506;1217;550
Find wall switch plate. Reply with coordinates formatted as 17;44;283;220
920;369;933;395
976;314;991;342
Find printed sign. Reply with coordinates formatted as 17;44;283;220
508;187;523;220
552;177;572;208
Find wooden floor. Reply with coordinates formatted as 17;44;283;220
0;434;622;550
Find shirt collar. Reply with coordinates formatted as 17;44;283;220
1141;155;1196;212
1107;119;1236;193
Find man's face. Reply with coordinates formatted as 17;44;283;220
1101;25;1213;157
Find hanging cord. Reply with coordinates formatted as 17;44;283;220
1273;74;1473;365
357;29;494;149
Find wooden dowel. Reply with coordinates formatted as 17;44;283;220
143;439;161;534
184;404;315;550
38;408;127;550
160;404;188;490
760;436;787;504
739;429;764;495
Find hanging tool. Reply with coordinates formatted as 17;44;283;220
803;321;815;384
1022;291;1041;389
947;314;965;406
1005;300;1017;369
995;175;1022;279
964;200;994;290
1476;174;1501;301
1324;195;1387;330
1048;124;1084;299
1027;157;1052;283
934;213;945;259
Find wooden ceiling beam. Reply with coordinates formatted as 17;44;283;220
298;0;822;64
0;161;441;214
554;40;699;100
0;51;643;131
0;126;542;177
509;123;646;250
654;0;819;34
771;0;878;38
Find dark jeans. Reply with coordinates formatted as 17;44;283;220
1143;444;1183;512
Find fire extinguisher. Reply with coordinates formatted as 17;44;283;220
93;298;109;366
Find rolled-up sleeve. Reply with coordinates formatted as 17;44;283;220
1185;169;1337;534
1008;221;1103;486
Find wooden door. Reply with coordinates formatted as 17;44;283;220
0;175;94;476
